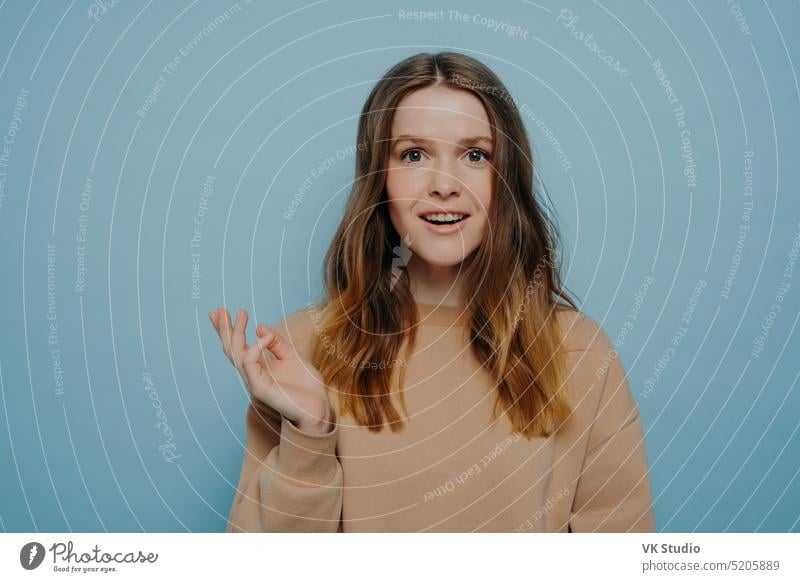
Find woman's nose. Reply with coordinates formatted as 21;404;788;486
428;161;461;198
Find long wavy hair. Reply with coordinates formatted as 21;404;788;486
309;51;579;439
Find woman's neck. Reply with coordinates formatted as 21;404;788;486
407;256;466;307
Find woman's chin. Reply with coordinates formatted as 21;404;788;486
414;250;474;268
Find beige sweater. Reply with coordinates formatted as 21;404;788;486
225;302;656;532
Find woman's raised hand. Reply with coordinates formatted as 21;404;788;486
209;307;334;434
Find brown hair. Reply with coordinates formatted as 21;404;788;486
309;51;579;439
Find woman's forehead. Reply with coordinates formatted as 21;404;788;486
390;87;492;140
394;85;488;118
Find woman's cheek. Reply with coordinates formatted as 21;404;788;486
386;190;415;236
387;177;419;215
469;211;489;245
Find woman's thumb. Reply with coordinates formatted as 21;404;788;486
256;324;294;360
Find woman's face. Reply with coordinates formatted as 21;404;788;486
385;84;494;268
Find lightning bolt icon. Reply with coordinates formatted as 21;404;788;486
28;544;38;566
390;234;413;291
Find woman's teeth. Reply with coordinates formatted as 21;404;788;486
422;213;466;224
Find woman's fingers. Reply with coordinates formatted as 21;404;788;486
219;308;236;363
207;308;293;367
242;329;276;388
208;310;228;358
208;307;242;365
258;325;295;360
231;309;249;368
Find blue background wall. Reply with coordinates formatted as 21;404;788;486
0;0;798;532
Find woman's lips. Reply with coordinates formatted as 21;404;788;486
419;215;470;235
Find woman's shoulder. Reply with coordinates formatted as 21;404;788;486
552;305;637;419
552;303;625;393
552;303;614;358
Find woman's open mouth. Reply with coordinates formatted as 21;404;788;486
419;212;470;234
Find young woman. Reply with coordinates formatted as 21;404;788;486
210;51;656;533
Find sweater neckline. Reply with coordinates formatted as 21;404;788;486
415;301;471;327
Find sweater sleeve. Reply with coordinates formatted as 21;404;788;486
225;398;343;532
568;348;656;532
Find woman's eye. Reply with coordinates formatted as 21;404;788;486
401;149;424;163
399;148;490;164
466;149;490;164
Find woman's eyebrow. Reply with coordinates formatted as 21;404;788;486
391;134;493;148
